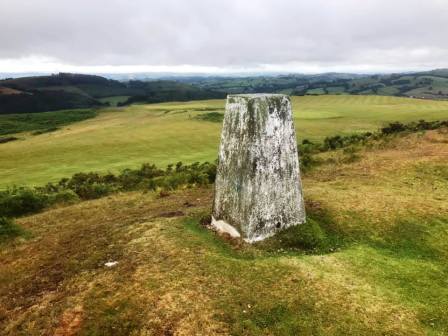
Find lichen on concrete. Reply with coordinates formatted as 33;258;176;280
212;94;306;242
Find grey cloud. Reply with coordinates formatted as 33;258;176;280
0;0;447;71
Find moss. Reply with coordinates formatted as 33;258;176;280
255;208;345;254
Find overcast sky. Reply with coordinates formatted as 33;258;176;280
0;0;447;74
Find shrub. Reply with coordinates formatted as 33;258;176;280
49;189;80;204
381;121;407;134
76;182;115;200
0;187;50;217
0;217;23;241
299;152;319;172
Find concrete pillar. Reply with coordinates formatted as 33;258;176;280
212;94;306;242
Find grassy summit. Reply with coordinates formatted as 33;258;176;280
1;129;447;335
1;95;448;187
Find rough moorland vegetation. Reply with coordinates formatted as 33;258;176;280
1;120;445;221
0;126;447;335
0;161;217;218
298;119;448;171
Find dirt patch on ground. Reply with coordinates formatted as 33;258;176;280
53;305;84;336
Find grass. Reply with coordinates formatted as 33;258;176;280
1;95;448;188
0;109;97;136
0;129;447;335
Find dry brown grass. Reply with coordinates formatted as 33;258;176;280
304;130;448;228
0;130;447;335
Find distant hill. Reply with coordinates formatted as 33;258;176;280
0;73;225;114
0;90;101;115
119;80;226;105
179;69;448;99
1;70;447;114
0;73;123;114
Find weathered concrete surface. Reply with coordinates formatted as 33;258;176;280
212;94;306;242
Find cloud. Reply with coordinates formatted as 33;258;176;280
0;0;447;73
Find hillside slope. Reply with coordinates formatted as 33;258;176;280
1;95;448;187
0;73;119;114
0;73;225;114
1;129;447;335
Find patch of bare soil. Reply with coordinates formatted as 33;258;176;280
53;305;84;336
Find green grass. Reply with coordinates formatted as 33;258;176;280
1;95;448;187
0;109;97;136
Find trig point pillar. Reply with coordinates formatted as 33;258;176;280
212;94;306;243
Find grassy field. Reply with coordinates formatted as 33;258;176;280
1;95;448;187
1;129;447;335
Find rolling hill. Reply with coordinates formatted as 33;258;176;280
1;70;447;115
0;73;224;114
180;69;448;99
1;95;448;187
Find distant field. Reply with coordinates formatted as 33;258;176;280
1;95;448;187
